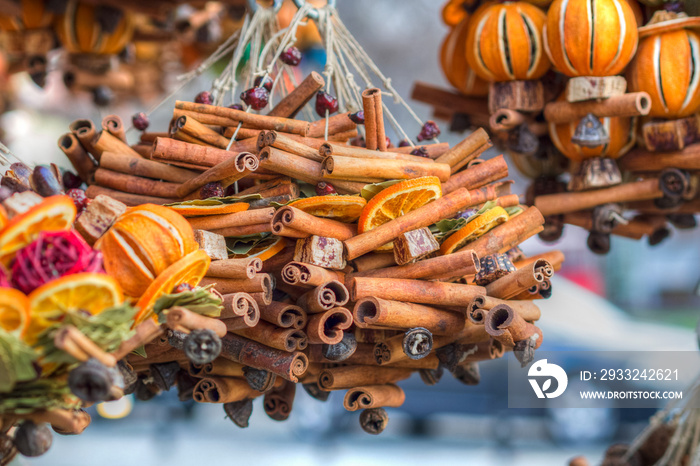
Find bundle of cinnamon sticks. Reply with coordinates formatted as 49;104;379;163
60;73;562;434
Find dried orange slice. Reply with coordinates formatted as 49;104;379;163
134;249;211;325
168;202;249;217
0;288;29;336
0;196;76;264
440;206;509;255
247;236;287;261
25;273;123;344
289;196;366;223
0;205;8;232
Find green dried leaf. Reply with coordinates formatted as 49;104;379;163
0;330;38;393
360;180;402;201
297;182;318;198
154;285;223;322
226;234;273;254
431;217;467;243
506;206;524;217
166;193;263;208
0;379;79;415
132;345;147;358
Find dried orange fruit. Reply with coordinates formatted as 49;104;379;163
0;205;8;232
0;196;76;264
134;249;211;325
25;273;123;344
168;202;249;217
440;206;509;255
247;236;287;261
0;288;29;336
97;204;197;298
289;196;366;223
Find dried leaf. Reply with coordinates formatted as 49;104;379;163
360;180;401;201
154;285;223;322
0;329;37;393
166;193;262;208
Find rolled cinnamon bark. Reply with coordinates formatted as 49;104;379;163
193;377;260;403
175;101;310;136
236;176;290;196
351;249;479;280
207;258;262;279
175;115;229;148
619;144;700;171
210;223;272;237
344;188;474;260
431;321;490;349
534;179;662;216
435;128;491;173
58;133;96;183
321;155;451;182
271;206;357;241
308;112;358;138
485;259;551;299
318;142;435;163
113;320;164;360
234;320;307;352
442;155;509;194
362;88;386;151
152;137;256;168
86;185;176;206
258;147;365;194
513;250;565;272
451;339;506;365
131;144;153;158
468;296;541;323
94;168;181;199
165;307;227;337
281;262;345;287
195;358;245;377
484;304;543;348
306;307;353;345
220;293;260;328
350;253;397;272
102;114;127;143
264;380;296;421
353;297;465;335
318;366;412;390
199;274;273;296
176;151;258;197
92;131;143;161
189;207;275;231
259;301;307;329
268;71;325;118
461;206;545;256
259;131;323;162
140;132;170;143
489;109;525;132
394;142;450;158
349;277;485;307
25;409;91;435
220;333;308;382
544;92;651;123
99;151;197;184
373;328;433;365
54;326;116;367
343;384;406;411
296;280;349;314
70;119;98;154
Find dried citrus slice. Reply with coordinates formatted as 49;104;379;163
289;196;367;223
0;205;8;232
0;196;76;264
168;202;249;218
25;273;123;344
134;249;211;324
0;288;29;336
440;206;509;255
247;236;287;261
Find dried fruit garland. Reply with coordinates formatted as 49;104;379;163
416;0;700;254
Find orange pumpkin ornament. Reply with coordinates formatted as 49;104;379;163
543;0;638;77
277;0;325;50
54;1;134;56
97;204;198;298
0;0;53;32
440;14;490;96
465;1;551;82
627;13;700;119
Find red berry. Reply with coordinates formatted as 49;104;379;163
200;182;224;199
62;171;82;190
349;111;364;124
224;184;238;197
315;182;337;196
385;137;393;149
240;87;269;110
229;104;244;110
280;46;302;66
195;91;213;105
254;75;273;92
67;188;89;211
417;120;440;142
173;283;194;294
315;91;339;117
132;112;149;131
410;146;430;158
398;139;411;147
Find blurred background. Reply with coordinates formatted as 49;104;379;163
0;0;696;464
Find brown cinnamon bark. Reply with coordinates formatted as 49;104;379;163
362;88;386;151
210;223;272;237
199;274;273;296
461;206;545;256
281;262;345;287
544;92;651;123
308;112;358;138
535;179;663;216
131;144;153;158
271;206;357;241
305;307;353;345
152;137;257;168
220;333;309;382
25;409;91;435
176;151;258;197
468;296;542;323
484;304;543;348
619;143;700;171
489;109;526;132
318;142;433;163
442;155;509;194
321;155;451;182
54;326;117;367
513;251;565;272
394;142;450;158
318;366;412;390
58;133;96;183
175;101;310;135
234;320;307;352
352;249;479;280
92;131;143;161
268;71;325;118
188;207;275;231
113;320;164;360
484;259;550;299
349;277;485;307
296;280;349;314
350;253;397;272
207;258;262;279
220;292;260;328
165;307;227;337
193;358;245;377
258;301;307;329
102;114;127;143
193;377;261;403
175;115;229;148
435;128;491;173
455;339;506;363
99;151;197;184
353;297;465;335
343;384;405;411
259;131;323;162
94;168;181;199
70;119;98;154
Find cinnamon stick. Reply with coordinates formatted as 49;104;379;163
188;207;275;231
152;137;256;168
305;307;353;345
99;151;197;184
268;71;325;118
352;249;479;280
271;206;357;241
350;277;485;307
442;155;509;194
353;297;465;335
259;131;323;162
199;274;273;295
362;88;386;151
296;280;349;314
318;142;435;163
86;185;177;206
484;304;543;348
175;115;229;149
165;306;227;337
58;133;96;183
435;128;491;173
93;168;180;199
461;206;545;256
489;109;525;132
468;296;542;323
258;301;307;329
234;320;307;352
193;377;261;403
207;258;262;279
343;384;405;411
220;292;259;328
101;114;127;143
322;155;451;182
350;253;397;272
219;333;309;382
619;143;700;171
308;112;358;138
176;151;259;197
281;261;345;287
544;92;651;123
318;366;412;390
512;251;565;272
485;259;551;299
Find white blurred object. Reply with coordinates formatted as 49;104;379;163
97;395;134;420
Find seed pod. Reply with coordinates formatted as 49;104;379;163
402;328;433;360
452;362;481;385
13;421;52;458
184;329;222;365
302;383;330;402
243;367;276;392
224;398;254;428
68;358;123;402
359;408;389;435
419;366;444;386
31;166;64;197
321;332;357;362
149;361;181;391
